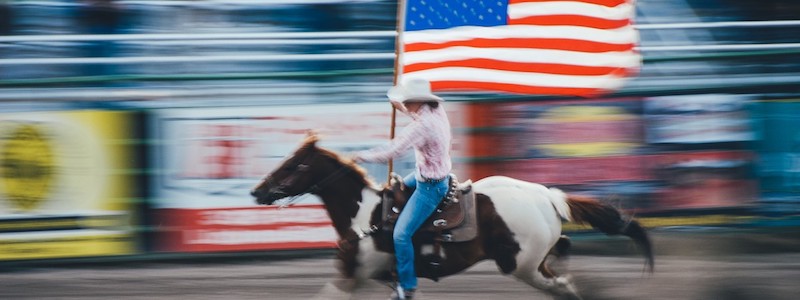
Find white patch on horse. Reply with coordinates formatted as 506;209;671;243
351;188;392;280
473;176;574;293
420;244;434;255
419;244;446;260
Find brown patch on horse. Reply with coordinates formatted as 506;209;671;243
566;194;655;272
477;193;521;274
367;191;521;278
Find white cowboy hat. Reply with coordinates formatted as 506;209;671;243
386;78;444;103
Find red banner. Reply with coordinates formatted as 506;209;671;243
155;205;336;253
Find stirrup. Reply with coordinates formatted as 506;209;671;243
389;286;416;300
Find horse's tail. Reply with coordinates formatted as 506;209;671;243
548;188;654;272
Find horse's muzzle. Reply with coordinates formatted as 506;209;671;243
253;188;289;205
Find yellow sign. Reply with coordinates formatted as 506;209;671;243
535;142;642;158
533;105;640;157
562;214;755;231
0;124;57;211
0;110;137;260
0;233;133;260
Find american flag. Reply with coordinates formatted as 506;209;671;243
397;0;640;97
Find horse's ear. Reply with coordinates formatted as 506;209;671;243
302;130;320;146
306;130;318;138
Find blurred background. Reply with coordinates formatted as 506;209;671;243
0;0;799;299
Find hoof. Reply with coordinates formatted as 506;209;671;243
312;281;354;300
554;276;581;300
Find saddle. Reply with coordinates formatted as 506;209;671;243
368;173;477;281
379;173;478;243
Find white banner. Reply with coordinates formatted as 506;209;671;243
151;101;469;208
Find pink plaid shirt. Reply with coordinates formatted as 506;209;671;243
355;105;452;181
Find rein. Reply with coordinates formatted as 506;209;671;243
307;163;353;194
338;224;379;251
278;158;356;209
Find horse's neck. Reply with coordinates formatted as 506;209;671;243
317;182;379;237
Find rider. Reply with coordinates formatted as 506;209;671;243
351;78;453;300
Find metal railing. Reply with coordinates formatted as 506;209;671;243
1;21;799;65
2;20;800;42
1;20;799;99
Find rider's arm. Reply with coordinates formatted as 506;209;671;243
352;121;425;163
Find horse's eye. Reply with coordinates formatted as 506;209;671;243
297;164;310;172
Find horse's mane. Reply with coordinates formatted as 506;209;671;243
300;134;380;190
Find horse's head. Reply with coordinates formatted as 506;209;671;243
250;133;371;206
250;133;330;205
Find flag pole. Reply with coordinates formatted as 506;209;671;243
388;0;407;182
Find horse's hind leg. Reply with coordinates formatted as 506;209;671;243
540;235;572;278
547;236;581;300
550;235;572;258
516;242;581;300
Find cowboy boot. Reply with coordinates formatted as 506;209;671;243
388;285;417;300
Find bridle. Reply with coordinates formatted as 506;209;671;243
273;151;357;209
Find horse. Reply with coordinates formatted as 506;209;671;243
251;134;654;300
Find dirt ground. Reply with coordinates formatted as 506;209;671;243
1;227;798;300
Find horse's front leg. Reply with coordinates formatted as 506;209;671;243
312;276;359;300
312;245;362;300
315;237;395;300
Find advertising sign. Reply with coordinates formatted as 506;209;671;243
750;99;800;195
644;94;755;145
0;110;137;260
469;97;756;212
494;99;644;158
151;102;467;252
651;150;757;209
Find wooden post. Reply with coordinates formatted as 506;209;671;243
387;0;406;182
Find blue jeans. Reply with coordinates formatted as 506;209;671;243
395;173;449;290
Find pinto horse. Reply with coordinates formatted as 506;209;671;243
251;134;654;300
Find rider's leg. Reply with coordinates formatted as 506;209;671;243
402;172;417;192
392;176;448;295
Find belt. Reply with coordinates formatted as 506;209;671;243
421;176;448;183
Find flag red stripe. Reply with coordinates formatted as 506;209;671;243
431;80;607;97
405;38;635;53
509;15;631;29
509;0;628;7
404;59;631;76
